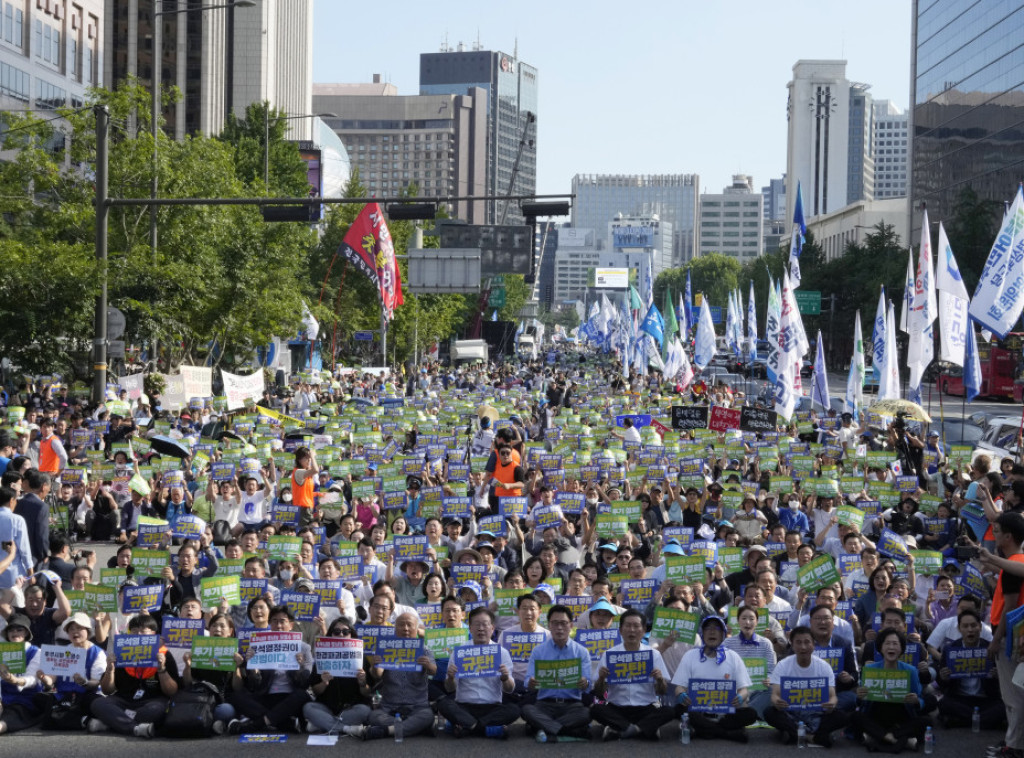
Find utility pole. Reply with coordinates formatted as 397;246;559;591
92;105;109;405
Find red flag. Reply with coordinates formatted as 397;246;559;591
338;203;403;320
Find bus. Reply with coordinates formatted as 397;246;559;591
937;332;1023;399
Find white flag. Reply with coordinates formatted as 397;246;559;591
899;250;914;334
694;297;718;370
846;310;865;418
302;303;320;341
970;185;1024;338
935;222;970;366
811;330;830;411
774;271;804;421
765;276;782;383
878;300;901;400
908;209;937;397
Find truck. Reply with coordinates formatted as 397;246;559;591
450;339;489;365
937;332;1022;399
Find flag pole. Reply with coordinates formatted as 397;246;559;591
937;381;947;451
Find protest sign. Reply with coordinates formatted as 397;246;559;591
606;649;653;684
200;575;241;609
862;667;911;702
797;554;841;592
534;658;582;689
502;631;547;663
620;578;660;610
358;625;393;656
876;528;911;562
122;584;165;614
113;634;161;668
39;644;87;679
423;627;469;659
780;676;829;710
671;406;709;430
708;406;742;432
281;591;320;622
740;407;777;433
688;678;736;713
190;637;239;671
452;643;501;678
0;642;26;674
314;637;364;678
249;631;302;670
161;617;204;650
575;628;621;661
944;646;993;679
376;637;424;671
651;607;700;643
393;535;428;563
267;535;303;561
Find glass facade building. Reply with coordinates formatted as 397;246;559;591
911;0;1024;227
420;49;538;226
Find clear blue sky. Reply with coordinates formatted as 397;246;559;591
312;0;911;197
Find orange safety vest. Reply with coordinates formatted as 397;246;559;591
39;435;61;473
992;553;1024;626
493;458;522;498
291;468;316;509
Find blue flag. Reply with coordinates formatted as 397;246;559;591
640;304;665;349
789;181;806;286
811;330;830;410
964;319;982;403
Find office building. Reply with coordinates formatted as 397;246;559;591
535;220;559;311
314;78;487;222
0;0;103;114
419;45;537;226
571;173;699;265
761;175;786;221
106;0;313;140
785;60;875;221
698;175;764;261
807;197;908;261
910;0;1024;232
872;100;908;199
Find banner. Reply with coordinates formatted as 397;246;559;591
534;658;582;689
740;406;777;433
119;372;145;400
606;649;653;684
969;186;1024;338
452;643;501;678
190;637;238;672
671;406;709;430
708;406;742;432
249;631;302;670
376;637;423;671
337;203;404;321
113;634;161;668
181;365;213;401
221;369;265;411
314;637;364;677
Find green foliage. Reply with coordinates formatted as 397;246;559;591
653;252;742;313
943;186;1001;292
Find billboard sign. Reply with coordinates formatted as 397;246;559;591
593;267;629;289
613;226;654;248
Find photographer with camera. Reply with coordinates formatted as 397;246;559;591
887;412;924;482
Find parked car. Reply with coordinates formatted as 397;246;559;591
974;415;1022;466
929;419;985;448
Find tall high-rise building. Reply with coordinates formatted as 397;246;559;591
105;0;313;140
761;175;786;222
698;175;764;261
570;173;699;265
314;78;488;223
872;100;908;199
785;60;875;221
419;45;537;227
910;0;1024;232
0;0;103;114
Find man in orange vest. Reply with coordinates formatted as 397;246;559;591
36;417;67;477
488;445;525;512
988;512;1024;758
290;446;319;527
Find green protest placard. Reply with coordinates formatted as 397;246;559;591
949;446;973;468
718;546;744;574
651;607;699;644
217;558;246;576
797;554;841;592
769;475;794;492
84;582;118;613
741;654;768;691
908;549;943;575
200;575;241;608
863;667;912;703
664;555;707;584
917;495;944;515
494;588;531;617
595;514;629;540
423;627;469;658
190;637;239;672
610;500;641;524
836;505;865;531
0;641;26;673
99;567;129;588
267;535;303;561
534;658;583;689
132;549;170;579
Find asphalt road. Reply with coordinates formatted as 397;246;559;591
0;720;996;756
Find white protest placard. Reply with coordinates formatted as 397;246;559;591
249;631;301;670
119;372;145;400
160;373;186;411
314;637;364;677
181;366;212;401
40;644;88;679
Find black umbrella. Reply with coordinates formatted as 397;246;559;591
148;435;191;459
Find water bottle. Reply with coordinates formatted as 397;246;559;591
394;712;403;744
797;721;807;749
536;729;548;743
924;726;934;755
372;688;382;709
680;714;691;745
434;711;446;736
973;707;981;733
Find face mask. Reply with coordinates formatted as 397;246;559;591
279;569;293;582
586;497;599;506
281;494;292;503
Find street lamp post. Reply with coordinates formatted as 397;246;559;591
150;0;255;370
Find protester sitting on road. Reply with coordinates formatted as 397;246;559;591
0;613;43;734
302;617;374;734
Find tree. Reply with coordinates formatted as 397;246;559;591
944;185;1001;292
653;252;742;315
